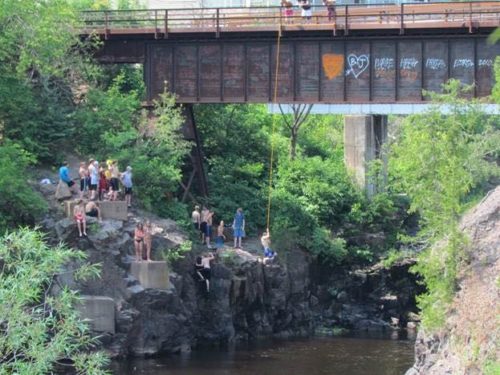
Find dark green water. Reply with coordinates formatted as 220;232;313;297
112;333;415;375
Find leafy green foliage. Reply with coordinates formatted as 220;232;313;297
161;240;193;265
0;143;47;233
0;228;109;375
389;80;500;330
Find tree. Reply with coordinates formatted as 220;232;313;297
0;142;47;233
0;229;109;375
278;104;313;160
389;80;500;329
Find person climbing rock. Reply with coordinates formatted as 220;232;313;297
121;166;133;207
261;229;277;264
195;253;215;292
73;199;87;237
134;222;145;262
85;200;102;222
144;220;153;262
232;208;245;249
215;220;226;250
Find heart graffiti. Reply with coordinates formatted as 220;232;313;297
346;54;370;79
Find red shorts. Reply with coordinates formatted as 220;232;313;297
285;9;293;17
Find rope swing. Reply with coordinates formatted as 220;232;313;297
265;27;283;231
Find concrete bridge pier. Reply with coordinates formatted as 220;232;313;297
344;115;388;196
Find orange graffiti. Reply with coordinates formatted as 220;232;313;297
322;54;344;80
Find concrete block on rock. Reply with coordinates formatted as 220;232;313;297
77;296;115;334
130;261;170;290
65;200;128;221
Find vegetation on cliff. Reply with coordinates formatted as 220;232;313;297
0;229;108;374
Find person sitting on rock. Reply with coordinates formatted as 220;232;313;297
134;222;145;262
144;220;153;262
59;161;77;194
194;256;206;288
73;200;87;237
85;200;102;222
261;229;277;264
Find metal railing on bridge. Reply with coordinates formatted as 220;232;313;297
79;1;500;37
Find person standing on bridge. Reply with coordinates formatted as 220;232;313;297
299;0;312;23
323;0;336;23
281;0;294;24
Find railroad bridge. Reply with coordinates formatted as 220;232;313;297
81;2;500;194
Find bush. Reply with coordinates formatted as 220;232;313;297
0;142;47;233
0;228;108;374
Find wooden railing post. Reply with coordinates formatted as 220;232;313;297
154;9;158;39
345;5;349;35
469;2;473;33
105;11;110;40
164;9;168;39
279;4;283;31
216;8;220;38
400;3;404;35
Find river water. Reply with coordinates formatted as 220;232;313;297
112;333;415;375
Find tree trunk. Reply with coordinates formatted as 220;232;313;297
290;129;298;160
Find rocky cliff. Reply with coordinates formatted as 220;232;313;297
38;182;421;358
406;186;500;375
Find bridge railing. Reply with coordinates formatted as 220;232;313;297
79;1;500;36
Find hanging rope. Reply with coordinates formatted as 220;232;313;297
265;27;283;231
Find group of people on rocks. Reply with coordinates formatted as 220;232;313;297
59;160;133;206
59;160;133;237
281;0;336;24
191;205;278;291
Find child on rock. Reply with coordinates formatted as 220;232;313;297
261;229;277;264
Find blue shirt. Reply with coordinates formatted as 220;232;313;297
59;166;70;183
234;212;245;228
122;171;133;188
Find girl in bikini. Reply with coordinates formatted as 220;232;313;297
73;200;87;237
144;220;153;262
134;222;145;262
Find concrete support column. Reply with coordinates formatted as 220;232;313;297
344;115;388;196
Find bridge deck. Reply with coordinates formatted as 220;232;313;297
80;1;500;37
82;2;500;104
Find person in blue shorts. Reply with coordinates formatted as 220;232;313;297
215;220;226;250
261;229;277;264
232;208;245;249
